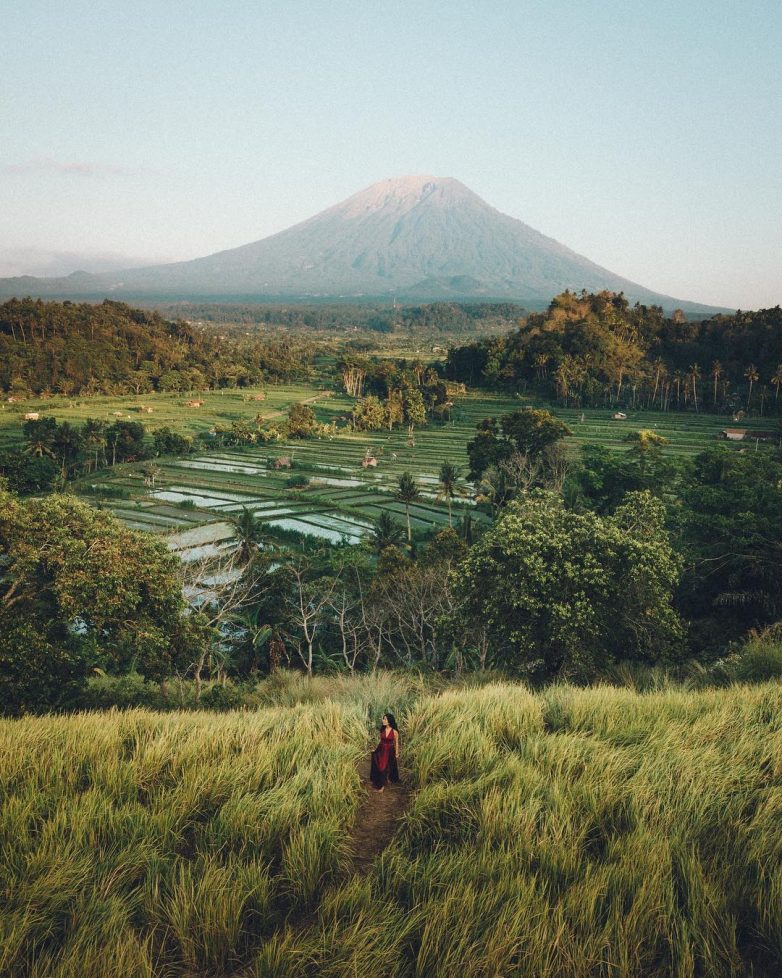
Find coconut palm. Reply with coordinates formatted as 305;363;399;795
772;364;782;405
370;511;405;554
82;418;107;473
395;471;420;544
744;364;759;409
689;363;701;412
230;507;265;563
673;370;684;409
711;361;723;407
437;462;462;526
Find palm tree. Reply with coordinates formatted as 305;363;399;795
673;370;684;409
82;418;107;473
649;358;664;409
25;434;55;459
395;471;419;544
689;363;701;412
437;462;461;526
710;361;722;407
457;511;476;546
772;364;782;405
370;511;405;553
744;364;759;410
231;507;264;562
533;353;549;381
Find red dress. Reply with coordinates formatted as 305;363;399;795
370;727;399;788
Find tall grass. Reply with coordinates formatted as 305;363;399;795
3;679;782;976
263;682;782;977
0;702;370;977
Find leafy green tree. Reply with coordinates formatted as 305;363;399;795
476;463;515;514
744;363;759;409
351;394;387;431
396;471;420;544
623;429;668;477
466;418;512;479
52;421;84;479
403;388;427;433
153;426;192;456
385;389;405;430
106;420;146;465
454;491;684;678
467;409;570;480
0;450;59;494
82;418;107;472
500;408;572;458
0;490;198;711
678;448;782;650
287;402;318;438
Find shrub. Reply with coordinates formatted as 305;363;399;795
729;629;782;683
80;671;164;709
284;474;309;489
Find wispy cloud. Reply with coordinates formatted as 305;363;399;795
2;158;129;177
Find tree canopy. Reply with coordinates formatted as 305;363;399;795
454;490;684;678
0;490;197;711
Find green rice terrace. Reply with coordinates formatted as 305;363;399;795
1;383;774;555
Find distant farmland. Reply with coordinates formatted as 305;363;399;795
1;383;776;551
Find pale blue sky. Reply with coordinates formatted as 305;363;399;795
1;0;779;308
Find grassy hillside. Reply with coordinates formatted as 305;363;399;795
2;675;782;977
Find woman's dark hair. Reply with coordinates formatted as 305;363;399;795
382;712;398;731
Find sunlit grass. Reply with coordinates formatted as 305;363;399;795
3;678;782;976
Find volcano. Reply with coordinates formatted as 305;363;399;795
0;176;719;311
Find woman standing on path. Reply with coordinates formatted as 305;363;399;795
370;713;400;792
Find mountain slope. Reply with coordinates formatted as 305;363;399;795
0;176;723;311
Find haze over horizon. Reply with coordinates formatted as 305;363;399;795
2;0;780;309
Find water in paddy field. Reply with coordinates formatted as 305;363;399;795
219;504;297;517
149;488;256;508
265;517;363;545
310;476;368;488
177;541;239;563
166;522;237;550
171;458;270;476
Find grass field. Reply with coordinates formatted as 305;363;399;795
2;382;775;549
2;675;782;977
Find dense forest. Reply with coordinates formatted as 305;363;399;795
152;300;527;334
446;291;782;413
0;298;314;395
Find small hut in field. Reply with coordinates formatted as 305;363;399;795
274;456;292;470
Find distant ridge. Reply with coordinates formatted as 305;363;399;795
0;176;727;313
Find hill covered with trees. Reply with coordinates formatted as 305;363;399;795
446;291;782;413
0;298;314;396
